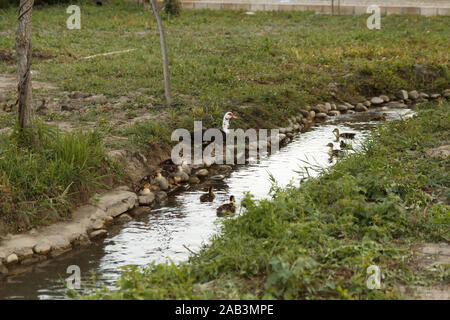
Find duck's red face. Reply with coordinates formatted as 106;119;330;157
226;112;236;119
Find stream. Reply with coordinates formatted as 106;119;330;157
0;108;414;299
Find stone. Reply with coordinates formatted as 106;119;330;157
324;103;332;112
408;90;419;100
89;229;108;239
331;103;337;110
355;104;368;112
344;103;355;110
370;97;384;105
278;133;286;141
337;104;348;112
363;101;371;107
309;111;315;118
347;110;355;114
85;94;106;104
327;110;340;116
93;189;137;217
430;93;441;99
14;247;34;260
33;242;51;255
138;192;155;205
303;105;312;111
130;206;152;216
396;90;408;100
210;175;225;181
6;254;18;265
68;91;84;99
203;158;214;167
419;92;429;99
315;112;327;119
196;169;209;177
116;213;132;223
188;176;200;184
155;191;168;204
0;262;7;275
299;110;309;118
386;101;407;108
425;145;450;158
380;95;390;102
295;115;303;123
90;219;104;230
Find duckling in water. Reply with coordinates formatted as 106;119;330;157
155;168;169;191
327;143;345;157
333;128;356;141
340;140;349;149
371;113;387;122
200;185;215;202
217;195;236;217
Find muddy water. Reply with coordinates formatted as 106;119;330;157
0;108;413;300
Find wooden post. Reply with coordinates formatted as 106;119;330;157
149;0;172;106
16;0;38;148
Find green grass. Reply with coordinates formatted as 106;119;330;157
0;124;119;233
84;101;449;300
1;1;449;149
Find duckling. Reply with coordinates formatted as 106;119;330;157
181;160;191;175
154;168;169;191
217;195;236;217
139;183;151;196
171;165;189;183
327;143;345;157
200;185;215;202
371;113;387;122
340;140;348;149
333;128;356;141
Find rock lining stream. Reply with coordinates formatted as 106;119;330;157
0;107;414;299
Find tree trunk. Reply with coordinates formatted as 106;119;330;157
16;0;38;148
149;0;172;106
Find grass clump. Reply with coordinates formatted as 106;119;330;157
85;101;449;300
0;124;118;234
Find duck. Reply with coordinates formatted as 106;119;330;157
371;113;387;122
333;128;356;141
154;168;169;191
217;195;236;217
139;183;151;196
170;165;190;183
200;185;215;202
190;111;237;148
340;140;348;149
327;143;345;157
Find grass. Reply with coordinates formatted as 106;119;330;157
0;1;449;150
0;124;119;234
83;101;449;300
0;2;448;247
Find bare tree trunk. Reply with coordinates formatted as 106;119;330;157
16;0;38;148
149;0;172;106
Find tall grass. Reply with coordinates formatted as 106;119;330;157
0;124;116;232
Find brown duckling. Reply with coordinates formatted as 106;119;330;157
371;113;387;122
200;185;215;202
340;140;349;149
154;168;169;191
333;128;356;140
217;195;236;217
327;143;345;157
139;182;151;196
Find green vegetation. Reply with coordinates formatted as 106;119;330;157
0;124;119;234
0;1;449;151
85;101;449;299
